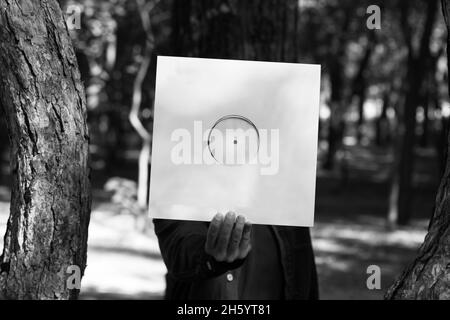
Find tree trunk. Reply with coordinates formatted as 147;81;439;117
293;1;299;62
396;62;420;225
375;91;390;147
390;0;437;226
171;0;192;55
420;94;429;148
0;0;91;299
322;11;351;170
352;31;375;144
129;0;157;210
385;0;450;299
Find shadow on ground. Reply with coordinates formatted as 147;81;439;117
0;145;439;299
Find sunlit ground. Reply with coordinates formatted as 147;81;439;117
0;189;167;300
79;201;167;299
0;191;428;300
0;144;438;299
312;218;427;299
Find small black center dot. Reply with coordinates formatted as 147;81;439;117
233;139;237;144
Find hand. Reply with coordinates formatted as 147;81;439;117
205;212;252;263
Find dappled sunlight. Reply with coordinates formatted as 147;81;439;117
0;201;8;237
311;216;428;299
315;256;353;272
313;220;427;249
0;179;439;301
81;249;165;299
80;203;166;299
0;196;167;300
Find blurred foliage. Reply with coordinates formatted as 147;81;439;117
8;0;443;225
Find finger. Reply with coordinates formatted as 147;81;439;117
215;211;236;261
205;213;223;254
226;215;245;262
238;221;252;259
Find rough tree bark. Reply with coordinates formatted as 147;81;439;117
0;0;91;299
385;0;450;299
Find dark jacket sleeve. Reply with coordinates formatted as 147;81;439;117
153;219;245;282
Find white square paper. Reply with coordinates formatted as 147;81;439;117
149;56;320;227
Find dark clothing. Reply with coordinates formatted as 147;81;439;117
153;219;319;300
238;225;284;299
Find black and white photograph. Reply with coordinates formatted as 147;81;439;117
0;0;450;307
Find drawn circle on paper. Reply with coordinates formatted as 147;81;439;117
207;115;260;166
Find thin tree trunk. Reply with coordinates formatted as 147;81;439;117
171;0;192;55
129;0;157;210
391;0;438;226
375;91;390;146
293;1;299;63
397;64;420;225
356;93;365;142
280;0;287;61
385;0;450;299
352;32;375;144
422;49;443;147
420;93;429;147
0;0;91;299
322;11;351;170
